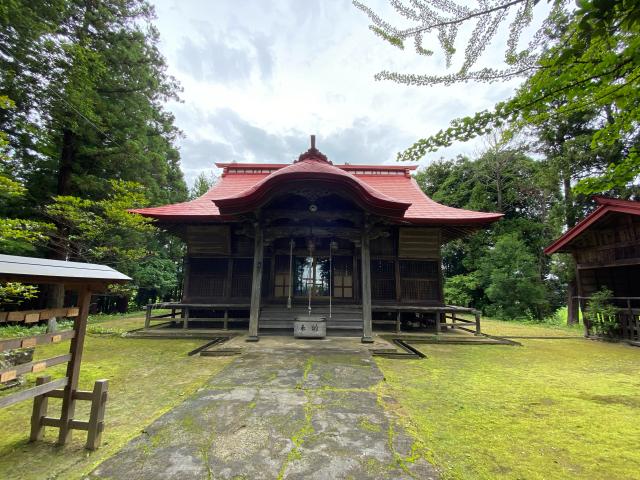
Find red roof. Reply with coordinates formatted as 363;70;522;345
544;196;640;255
131;149;503;226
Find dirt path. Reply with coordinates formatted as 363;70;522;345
90;348;438;480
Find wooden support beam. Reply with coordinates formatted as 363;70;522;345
30;376;51;442
247;223;264;342
0;377;68;409
0;354;71;379
57;288;91;445
0;329;75;352
361;226;373;343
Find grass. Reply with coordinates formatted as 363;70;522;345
375;317;640;479
0;314;233;480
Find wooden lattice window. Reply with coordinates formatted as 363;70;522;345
188;258;228;298
231;258;253;298
333;256;353;298
399;260;439;301
371;259;396;300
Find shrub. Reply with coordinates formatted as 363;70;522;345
585;288;619;337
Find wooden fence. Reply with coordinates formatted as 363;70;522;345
372;305;481;335
0;292;107;450
144;303;250;330
0;307;79;324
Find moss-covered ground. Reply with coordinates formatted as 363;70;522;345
0;314;232;480
375;318;640;480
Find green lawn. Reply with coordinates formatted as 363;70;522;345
1;315;638;479
0;315;233;480
375;318;640;480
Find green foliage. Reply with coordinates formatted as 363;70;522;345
359;1;640;193
0;96;54;254
44;179;180;301
0;282;39;307
478;234;549;320
443;273;478;307
585;288;619;337
189;172;218;199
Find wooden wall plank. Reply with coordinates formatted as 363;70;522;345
398;228;441;259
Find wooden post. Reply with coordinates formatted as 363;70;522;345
435;311;441;335
183;306;189;329
361;226;373;343
57;287;91;445
86;379;108;450
223;309;229;331
474;311;482;336
247;222;263;342
29;376;51;442
144;304;152;329
395;310;401;334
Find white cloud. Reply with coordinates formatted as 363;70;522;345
151;0;548;185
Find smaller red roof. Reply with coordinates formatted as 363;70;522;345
544;196;640;255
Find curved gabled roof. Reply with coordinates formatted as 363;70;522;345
131;146;503;229
544;196;640;255
213;151;411;217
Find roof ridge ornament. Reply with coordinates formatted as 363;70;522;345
295;134;332;164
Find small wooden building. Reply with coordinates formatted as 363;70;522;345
545;196;640;341
132;138;502;341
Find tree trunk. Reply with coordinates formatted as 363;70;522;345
566;280;578;325
44;129;77;309
57;128;76;196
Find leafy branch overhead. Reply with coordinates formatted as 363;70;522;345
355;0;640;194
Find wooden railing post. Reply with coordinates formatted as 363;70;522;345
144;304;152;329
183;306;190;329
474;311;482;336
395;311;401;334
86;379;108;450
57;287;91;445
29;376;51;442
435;311;441;335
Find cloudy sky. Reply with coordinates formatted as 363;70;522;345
151;0;547;185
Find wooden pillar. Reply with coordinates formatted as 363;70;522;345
474;311;482;336
85;379;108;450
144;304;152;329
223;309;229;331
57;287;91;445
575;264;589;337
247;223;263;341
30;376;51;442
395;310;401;334
360;226;373;343
183;306;189;329
435;311;441;335
182;256;191;301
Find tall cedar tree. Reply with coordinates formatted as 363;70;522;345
0;1;187;306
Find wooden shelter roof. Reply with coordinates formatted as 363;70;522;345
0;254;131;286
544;196;640;255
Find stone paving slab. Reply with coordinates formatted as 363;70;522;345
89;349;438;480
